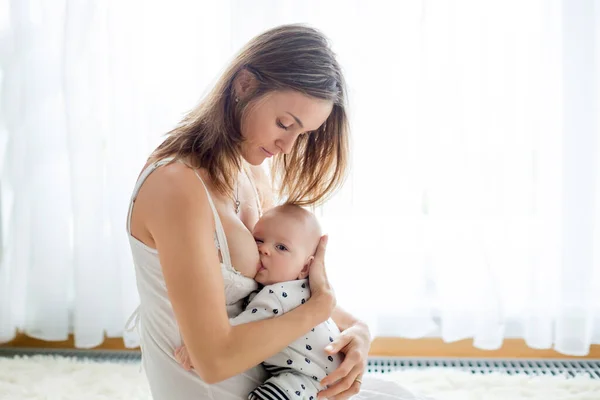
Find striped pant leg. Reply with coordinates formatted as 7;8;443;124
249;373;318;400
248;381;290;400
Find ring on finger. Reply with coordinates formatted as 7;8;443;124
355;377;362;385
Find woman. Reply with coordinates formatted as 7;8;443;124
126;24;427;400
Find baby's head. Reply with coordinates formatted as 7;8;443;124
253;204;322;286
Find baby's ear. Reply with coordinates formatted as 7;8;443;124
298;256;314;279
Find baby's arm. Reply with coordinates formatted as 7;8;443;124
230;288;285;326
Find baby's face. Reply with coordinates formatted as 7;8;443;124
252;207;319;286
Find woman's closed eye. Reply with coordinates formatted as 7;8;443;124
276;119;289;131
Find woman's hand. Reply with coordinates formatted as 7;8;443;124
174;345;194;371
308;235;336;316
318;322;372;399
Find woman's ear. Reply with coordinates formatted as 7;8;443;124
233;68;258;100
298;256;314;279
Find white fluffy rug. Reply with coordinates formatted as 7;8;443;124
0;355;599;400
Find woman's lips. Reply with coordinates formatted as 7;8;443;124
261;147;274;157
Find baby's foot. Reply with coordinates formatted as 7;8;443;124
174;345;194;371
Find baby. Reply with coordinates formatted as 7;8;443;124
176;204;343;400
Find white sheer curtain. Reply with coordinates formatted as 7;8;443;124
0;0;598;355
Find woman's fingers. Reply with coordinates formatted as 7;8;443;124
308;235;335;305
318;365;362;399
174;346;194;370
320;335;353;387
324;332;352;357
313;235;328;263
320;349;361;388
309;236;328;281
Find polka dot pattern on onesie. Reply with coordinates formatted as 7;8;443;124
250;281;341;400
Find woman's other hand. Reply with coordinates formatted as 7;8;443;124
308;235;336;317
174;345;194;371
318;322;371;399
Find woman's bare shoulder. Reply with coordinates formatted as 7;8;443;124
133;160;214;235
139;161;206;203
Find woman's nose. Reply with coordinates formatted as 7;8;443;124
276;135;297;154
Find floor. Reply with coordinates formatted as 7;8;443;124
1;351;599;399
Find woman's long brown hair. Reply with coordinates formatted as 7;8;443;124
150;24;349;207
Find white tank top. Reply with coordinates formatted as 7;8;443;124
125;157;268;400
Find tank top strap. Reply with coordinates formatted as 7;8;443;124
126;157;175;235
126;156;233;267
189;170;233;267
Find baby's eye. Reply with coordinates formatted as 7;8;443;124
254;238;263;244
276;244;288;251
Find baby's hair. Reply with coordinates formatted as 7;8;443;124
266;204;323;253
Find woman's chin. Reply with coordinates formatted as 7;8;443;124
239;150;263;166
240;148;270;166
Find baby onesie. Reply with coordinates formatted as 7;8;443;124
230;279;342;400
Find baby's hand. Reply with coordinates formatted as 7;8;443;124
174;345;194;371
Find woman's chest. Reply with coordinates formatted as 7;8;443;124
211;174;262;279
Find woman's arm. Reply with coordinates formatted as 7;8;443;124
318;307;372;399
331;306;371;336
137;163;335;384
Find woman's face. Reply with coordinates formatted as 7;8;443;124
239;90;333;165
